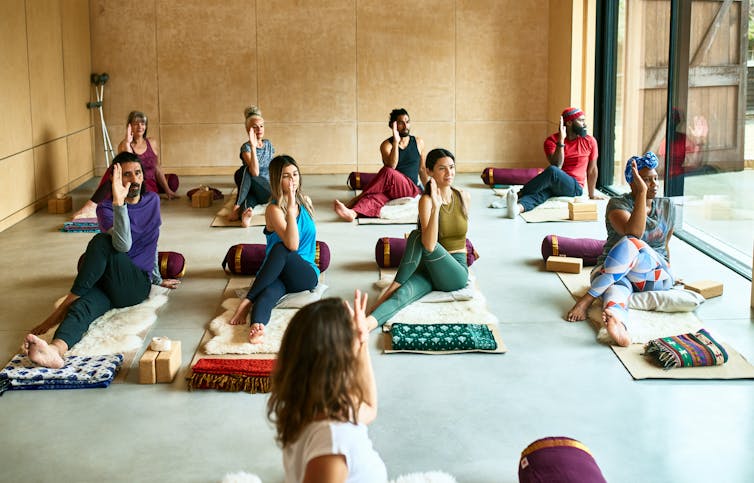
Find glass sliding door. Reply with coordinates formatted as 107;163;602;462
602;0;752;276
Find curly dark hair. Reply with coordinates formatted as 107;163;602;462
267;298;364;447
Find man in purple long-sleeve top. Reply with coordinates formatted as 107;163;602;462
23;152;180;368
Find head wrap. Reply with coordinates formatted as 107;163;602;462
625;151;659;183
561;107;584;124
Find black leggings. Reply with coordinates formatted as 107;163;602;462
245;243;318;325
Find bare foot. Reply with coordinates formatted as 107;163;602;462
72;200;97;220
248;323;265;344
23;334;65;368
566;293;595;322
333;199;357;222
241;208;253;227
604;309;631;347
228;206;240;222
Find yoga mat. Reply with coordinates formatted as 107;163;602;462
519;196;600;223
33;285;171;383
556;269;754;379
383;323;507;354
60;218;100;233
211;189;266;227
611;342;754;380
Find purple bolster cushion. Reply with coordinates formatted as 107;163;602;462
347;172;378;190
519;436;607;483
222;241;330;275
480;167;543;186
541;235;605;266
375;237;479;268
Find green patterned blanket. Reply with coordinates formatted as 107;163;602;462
390;323;497;352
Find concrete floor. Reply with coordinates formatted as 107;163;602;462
1;173;753;483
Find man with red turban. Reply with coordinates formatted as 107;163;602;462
506;107;601;217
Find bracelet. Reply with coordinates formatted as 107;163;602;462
556;143;565;148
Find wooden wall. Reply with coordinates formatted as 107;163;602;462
89;0;594;176
0;0;594;231
0;0;93;231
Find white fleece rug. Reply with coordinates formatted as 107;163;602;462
203;298;297;355
45;285;170;357
221;471;457;483
358;195;419;224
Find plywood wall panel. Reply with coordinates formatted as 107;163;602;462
0;0;32;159
160;124;243;169
457;0;548;121
157;0;256;124
27;0;67;145
89;0;159;130
0;151;36;217
34;138;69;199
357;0;455;122
257;0;356;122
62;0;92;133
455;121;548;169
67;127;94;182
272;123;356;174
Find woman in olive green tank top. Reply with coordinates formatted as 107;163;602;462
366;148;471;330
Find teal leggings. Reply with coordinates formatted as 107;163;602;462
372;230;468;326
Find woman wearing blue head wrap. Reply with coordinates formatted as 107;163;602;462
566;152;675;346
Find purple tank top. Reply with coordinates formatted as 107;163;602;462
136;139;159;193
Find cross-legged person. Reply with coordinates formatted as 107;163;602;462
507;107;601;218
23;152;180;368
566;152;675;346
229;105;275;227
364;148;470;331
228;155;319;343
334;108;426;221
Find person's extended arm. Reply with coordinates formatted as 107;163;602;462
110;205;132;252
303;455;348;483
418;181;441;252
380;122;400;168
351;290;377;425
546;116;566;168
417;137;428;186
586;157;598;199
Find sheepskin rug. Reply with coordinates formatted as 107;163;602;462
46;285;170;356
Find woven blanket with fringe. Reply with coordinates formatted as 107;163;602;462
0;354;123;394
187;358;275;394
390;323;497;351
643;328;728;370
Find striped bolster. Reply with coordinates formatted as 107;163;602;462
383;237;391;267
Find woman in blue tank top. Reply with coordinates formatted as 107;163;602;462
228;155;319;343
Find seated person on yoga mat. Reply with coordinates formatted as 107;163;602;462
364;148;470;331
566;152;675;347
72;110;179;219
333;108;427;221
228;155;319;343
23;152;181;368
506;107;601;218
269;292;387;482
228;105;275;227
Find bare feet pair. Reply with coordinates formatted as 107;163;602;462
333;199;357;222
22;334;65;368
228;207;254;227
567;295;630;346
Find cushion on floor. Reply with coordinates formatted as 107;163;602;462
375;237;479;268
519;436;607;483
158;251;187;279
222;241;330;275
643;328;728;369
480;167;543;186
346;171;377;190
541;234;605;266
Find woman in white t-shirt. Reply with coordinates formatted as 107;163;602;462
268;291;387;483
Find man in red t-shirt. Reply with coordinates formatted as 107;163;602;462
506;107;600;217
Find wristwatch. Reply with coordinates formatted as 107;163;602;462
556;142;565;148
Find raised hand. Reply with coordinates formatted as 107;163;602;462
111;163;129;205
689;115;709;140
427;179;442;210
629;159;646;194
391;121;400;142
345;290;369;344
558;115;566;141
126;124;134;149
248;124;255;144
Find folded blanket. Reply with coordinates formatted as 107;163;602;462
390;323;497;352
61;218;101;233
643;328;728;370
188;358;275;393
0;354;123;394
